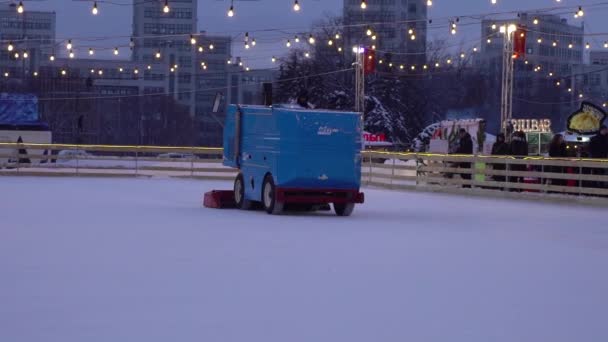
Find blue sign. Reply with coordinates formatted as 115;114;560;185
0;93;40;123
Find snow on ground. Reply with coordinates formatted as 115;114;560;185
1;176;607;342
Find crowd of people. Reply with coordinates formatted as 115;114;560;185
451;126;608;190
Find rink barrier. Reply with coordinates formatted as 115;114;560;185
2;143;608;203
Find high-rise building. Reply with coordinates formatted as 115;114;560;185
132;0;198;115
0;3;56;78
343;0;427;65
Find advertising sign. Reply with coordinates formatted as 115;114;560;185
567;102;607;135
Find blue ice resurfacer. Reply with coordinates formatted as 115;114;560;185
221;104;365;216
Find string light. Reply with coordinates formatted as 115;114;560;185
66;40;73;50
114;47;119;55
61;70;67;76
305;52;310;58
209;44;214;50
586;42;591;49
227;3;234;17
366;27;372;36
338;46;343;52
17;1;24;14
360;0;367;9
286;39;291;47
147;65;152;70
491;23;497;30
568;43;573;49
295;36;300;43
308;34;315;44
371;35;377;41
450;21;457;35
49;55;55;61
89;48;94;55
271;56;276;63
537;37;542;44
604;42;608;48
69;50;75;59
328;39;333;46
552;41;557;47
198;46;204;52
99;70;104;75
14;52;19;59
577;6;584;17
155;50;161;59
163;0;170;13
92;1;98;15
293;0;301;11
134;68;139;74
7;42;13;52
533;17;539;25
252;38;256;47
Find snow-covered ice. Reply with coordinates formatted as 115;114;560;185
1;176;607;342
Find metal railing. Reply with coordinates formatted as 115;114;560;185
2;143;608;203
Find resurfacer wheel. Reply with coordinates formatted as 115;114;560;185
262;175;283;215
234;174;252;210
333;203;355;217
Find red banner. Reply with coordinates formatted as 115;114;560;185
513;25;527;58
364;49;376;75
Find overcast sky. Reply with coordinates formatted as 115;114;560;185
21;0;608;67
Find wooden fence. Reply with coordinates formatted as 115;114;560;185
2;143;608;203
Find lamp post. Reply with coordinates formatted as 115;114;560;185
500;24;517;136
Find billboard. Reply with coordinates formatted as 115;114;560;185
567;102;606;135
0;93;40;123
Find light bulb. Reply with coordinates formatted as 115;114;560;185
3;72;8;77
586;42;590;49
67;40;72;50
14;52;19;59
163;0;170;13
7;42;13;51
155;50;161;59
577;6;584;17
252;39;256;46
371;35;377;40
537;38;542;44
568;43;573;49
198;46;203;52
427;0;432;6
245;67;250;71
366;27;372;36
245;42;250;49
328;39;333;46
61;70;66;76
533;18;539;25
190;35;196;45
271;56;276;63
227;5;234;17
49;55;55;61
491;0;497;4
338;47;343;52
411;34;416;40
286;40;291;47
147;65;151;70
119;67;123;72
335;33;340;40
308;35;315;44
99;70;103;75
134;68;139;74
209;44;214;50
89;48;94;55
114;48;119;55
604;42;608;48
295;36;300;43
69;50;74;59
305;52;310;58
17;1;24;14
33;72;38;77
293;0;300;11
361;0;366;9
92;1;98;15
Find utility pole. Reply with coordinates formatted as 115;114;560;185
500;24;516;135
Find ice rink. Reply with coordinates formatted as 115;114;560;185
1;176;607;342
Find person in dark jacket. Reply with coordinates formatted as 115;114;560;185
509;131;528;186
491;133;509;182
548;134;567;186
455;128;474;186
588;125;608;188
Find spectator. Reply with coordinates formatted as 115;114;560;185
455;128;473;187
491;133;509;183
509;131;528;187
548;134;567;186
588;125;608;188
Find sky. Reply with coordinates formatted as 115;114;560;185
16;0;608;67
